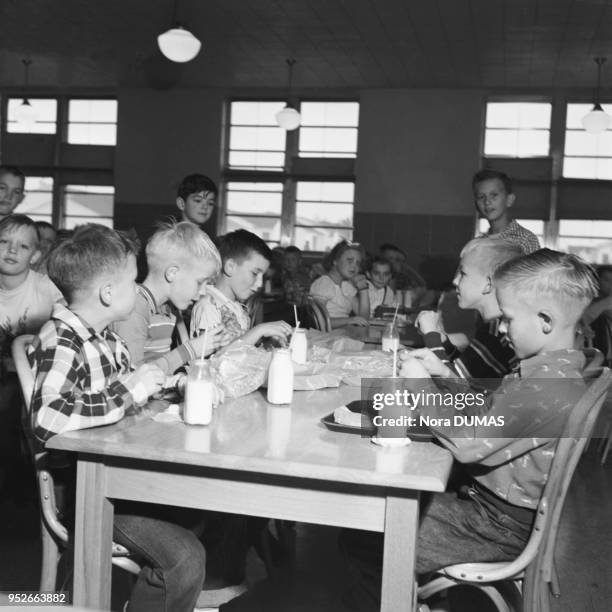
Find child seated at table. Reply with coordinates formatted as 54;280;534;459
309;240;370;328
366;256;397;317
340;249;597;609
190;229;292;348
582;264;612;365
415;237;524;380
114;221;225;373
281;246;311;306
28;224;206;612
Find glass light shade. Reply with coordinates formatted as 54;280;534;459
275;106;301;130
582;104;611;134
157;26;201;63
14;99;37;127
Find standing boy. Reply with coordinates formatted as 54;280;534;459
29;224;206;612
176;173;217;228
473;169;540;254
0;165;26;221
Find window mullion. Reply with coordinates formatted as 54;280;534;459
281;117;300;246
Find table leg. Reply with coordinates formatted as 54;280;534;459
73;458;113;610
381;494;419;612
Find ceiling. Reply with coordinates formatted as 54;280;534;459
2;0;612;91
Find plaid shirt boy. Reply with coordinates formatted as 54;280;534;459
28;302;149;444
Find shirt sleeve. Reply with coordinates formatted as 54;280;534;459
309;276;335;305
190;295;222;337
29;337;147;443
112;297;150;367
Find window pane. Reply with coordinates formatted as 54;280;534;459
299;127;358;157
64;216;113;230
564;130;599;156
484;129;518;156
300;102;360;127
486;102;551;129
517;130;549;156
563;157;598;179
226;215;281;242
566;103;612;129
68;123;117;146
69;99;117;123
7;98;57;134
296;181;354;202
294;227;353;252
558;220;612;263
226;188;283;216
230;101;285;126
229;126;285;151
296;202;353;227
486;103;520;128
228;150;285;170
18;176;54;219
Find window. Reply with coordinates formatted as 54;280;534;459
477;218;545;246
62;185;114;229
295;182;354;251
298;102;359;158
483;102;551;157
7;98;57;134
557;220;612;263
68;99;118;145
19;177;54;224
563;103;612;179
224;100;359;250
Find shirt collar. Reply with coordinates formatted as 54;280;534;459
518;349;585;378
51;302;99;342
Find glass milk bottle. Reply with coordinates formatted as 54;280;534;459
291;328;308;364
184;359;214;425
267;348;294;404
381;322;400;352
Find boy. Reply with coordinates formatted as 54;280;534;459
32;220;57;274
415;238;524;379
473;169;540;254
114;221;225;373
342;249;597;608
0;165;26;221
176;173;217;228
366;256;396;317
281;245;311;306
190;229;292;347
379;243;425;291
28;224;206;612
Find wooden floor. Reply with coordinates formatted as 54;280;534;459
0;450;610;611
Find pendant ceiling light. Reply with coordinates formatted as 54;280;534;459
158;0;201;63
582;57;611;134
15;59;37;128
276;59;301;131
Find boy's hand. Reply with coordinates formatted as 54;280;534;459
192;326;227;357
352;274;369;291
134;363;166;397
415;310;446;337
255;321;293;343
398;354;431;379
401;348;453;378
348;316;369;327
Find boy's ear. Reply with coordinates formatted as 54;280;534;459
482;275;493;295
99;283;113;307
176;197;185;212
223;258;236;277
538;310;553;334
165;265;179;283
30;248;42;266
366;270;372;280
506;193;516;208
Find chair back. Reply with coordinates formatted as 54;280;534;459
306;296;332;332
522;367;612;610
11;334;35;412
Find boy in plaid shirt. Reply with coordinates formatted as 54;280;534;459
28;224;206;612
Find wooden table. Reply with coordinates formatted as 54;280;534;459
47;385;452;611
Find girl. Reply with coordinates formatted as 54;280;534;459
309;240;369;328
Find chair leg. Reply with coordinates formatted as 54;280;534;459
550;562;561;598
39;520;60;591
477;585;513;612
601;433;612;465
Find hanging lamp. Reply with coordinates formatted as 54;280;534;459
15;59;37;128
276;59;301;130
582;57;611;134
158;0;201;63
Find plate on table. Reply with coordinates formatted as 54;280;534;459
320;400;433;441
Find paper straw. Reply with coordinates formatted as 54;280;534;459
200;327;209;361
289;320;300;349
392;347;398;378
391;303;400;326
293;304;299;327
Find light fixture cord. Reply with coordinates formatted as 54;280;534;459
22;59;31;89
595;57;606;104
286;59;296;101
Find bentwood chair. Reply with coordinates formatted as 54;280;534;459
11;335;141;592
418;366;612;612
305;296;332;332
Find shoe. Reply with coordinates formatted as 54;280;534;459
195;583;248;608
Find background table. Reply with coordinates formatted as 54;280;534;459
47;385;452;611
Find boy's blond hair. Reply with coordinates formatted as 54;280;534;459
461;237;524;275
494;249;598;323
146;221;221;274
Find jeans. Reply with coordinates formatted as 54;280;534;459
339;487;533;610
113;502;207;612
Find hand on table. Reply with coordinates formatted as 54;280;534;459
400;347;453;378
255;320;293;344
348;316;369;327
134;363;166;397
415;310;446;337
192;326;227;356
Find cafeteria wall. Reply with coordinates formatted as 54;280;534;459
113;87;482;285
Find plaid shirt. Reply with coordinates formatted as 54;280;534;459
28;303;149;444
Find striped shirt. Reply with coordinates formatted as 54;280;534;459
28;303;149;444
425;318;518;380
113;285;195;374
